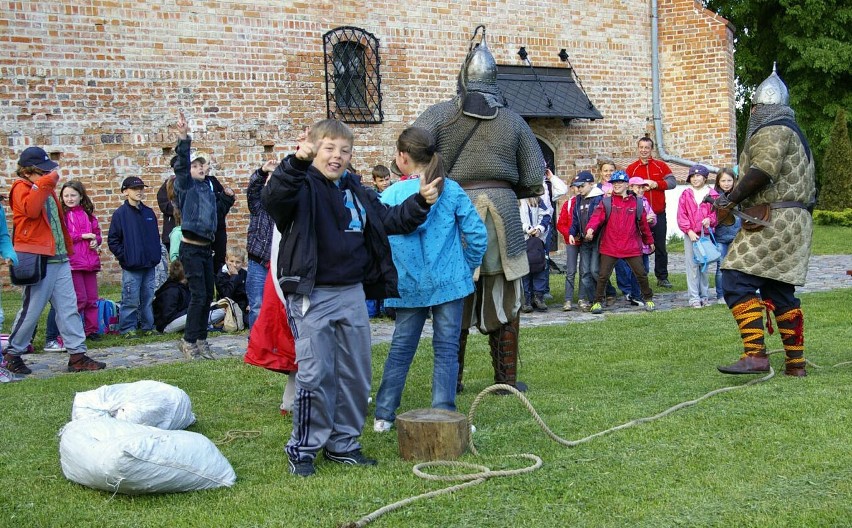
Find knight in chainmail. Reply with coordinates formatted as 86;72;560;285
714;65;816;377
413;26;545;393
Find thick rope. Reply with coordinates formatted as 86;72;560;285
343;366;776;527
214;430;261;446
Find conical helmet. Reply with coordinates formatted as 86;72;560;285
459;26;497;91
752;63;789;105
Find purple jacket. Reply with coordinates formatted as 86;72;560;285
64;206;102;271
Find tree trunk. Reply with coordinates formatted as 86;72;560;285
396;408;469;461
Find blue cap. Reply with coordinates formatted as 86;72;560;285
18;147;58;171
571;170;595;186
610;170;629;183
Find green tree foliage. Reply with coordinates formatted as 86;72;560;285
819;109;852;210
704;0;852;169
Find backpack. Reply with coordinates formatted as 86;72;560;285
601;195;644;234
212;297;244;332
97;299;120;335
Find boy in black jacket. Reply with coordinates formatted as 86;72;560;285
107;176;162;337
215;247;248;323
262;119;441;477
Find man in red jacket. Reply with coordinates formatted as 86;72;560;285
626;137;676;288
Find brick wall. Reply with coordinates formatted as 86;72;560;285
0;0;734;283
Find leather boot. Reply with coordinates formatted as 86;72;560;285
457;329;469;394
776;307;807;377
717;298;770;375
489;317;527;393
717;353;770;374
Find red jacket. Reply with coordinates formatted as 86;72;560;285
10;173;74;257
555;196;576;244
625;157;674;214
586;194;654;258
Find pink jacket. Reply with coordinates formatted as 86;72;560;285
64;206;102;272
586;194;654;258
677;187;718;236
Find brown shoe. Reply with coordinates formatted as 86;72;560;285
717;354;770;375
67;353;106;372
3;353;31;375
784;366;807;377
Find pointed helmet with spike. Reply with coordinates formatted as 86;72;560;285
752;63;789;106
459;25;498;93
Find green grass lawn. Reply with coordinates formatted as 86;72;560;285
667;224;851;255
1;289;851;527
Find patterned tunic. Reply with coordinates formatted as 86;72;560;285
723;124;816;285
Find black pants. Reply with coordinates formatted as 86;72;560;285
722;269;799;312
179;242;214;343
651;211;668;281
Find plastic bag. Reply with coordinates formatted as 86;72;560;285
72;380;196;430
59;418;236;495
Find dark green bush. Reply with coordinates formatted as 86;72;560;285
813;208;852;227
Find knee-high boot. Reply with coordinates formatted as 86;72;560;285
488;317;527;392
457;329;469;394
775;307;806;377
717;297;770;374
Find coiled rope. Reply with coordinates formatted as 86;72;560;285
343;362;779;528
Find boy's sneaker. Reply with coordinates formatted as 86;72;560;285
645;301;656;312
690;302;703;309
67;353;106;372
657;279;673;288
323;448;378;466
178;339;198;360
590;302;603;314
562;301;573;312
195;340;216;360
521;303;533;313
122;331;137;340
578;300;592;312
3;353;31;375
44;339;66;352
373;419;393;433
288;456;316;477
625;294;644;307
1;365;23;383
532;296;548;312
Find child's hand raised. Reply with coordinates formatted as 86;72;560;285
418;177;442;205
294;127;315;161
176;111;189;140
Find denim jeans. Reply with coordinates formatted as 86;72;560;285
714;242;730;299
246;259;267;329
179;243;214;343
563;244;579;302
119;268;156;334
522;269;548;302
374;299;463;423
577;242;600;303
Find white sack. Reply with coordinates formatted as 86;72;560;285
72;380;196;430
59;418;236;495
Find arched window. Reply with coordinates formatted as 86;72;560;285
324;27;383;124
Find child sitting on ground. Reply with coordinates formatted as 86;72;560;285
215;247;249;323
585;170;656;314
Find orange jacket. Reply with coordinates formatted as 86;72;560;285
9;172;74;257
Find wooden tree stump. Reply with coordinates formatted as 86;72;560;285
396;408;469;461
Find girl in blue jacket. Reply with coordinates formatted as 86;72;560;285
373;127;488;432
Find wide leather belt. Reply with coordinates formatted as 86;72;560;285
770;201;807;209
459;180;513;191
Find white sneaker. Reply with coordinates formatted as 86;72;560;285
373;419;392;433
44;339;66;352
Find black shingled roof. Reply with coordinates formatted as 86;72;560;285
496;65;603;121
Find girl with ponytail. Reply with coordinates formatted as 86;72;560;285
372;127;488;433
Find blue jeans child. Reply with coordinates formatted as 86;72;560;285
374;298;464;424
119;268;156;334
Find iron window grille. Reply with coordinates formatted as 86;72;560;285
323;27;383;124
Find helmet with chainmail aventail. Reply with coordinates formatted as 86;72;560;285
752;63;789;106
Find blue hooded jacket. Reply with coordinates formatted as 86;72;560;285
380;178;487;308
